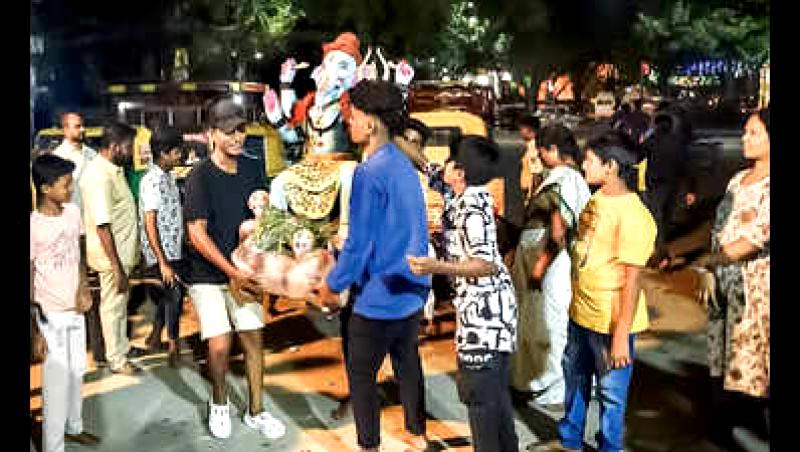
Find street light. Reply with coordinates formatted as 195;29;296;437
255;51;263;61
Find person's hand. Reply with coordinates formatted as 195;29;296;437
312;280;340;313
406;255;438;276
159;262;176;287
685;192;697;207
395;59;415;86
76;285;93;313
330;233;345;251
609;331;631;369
280;58;298;84
32;332;48;361
503;250;515;269
530;251;551;282
113;266;129;294
229;270;262;305
263;88;284;125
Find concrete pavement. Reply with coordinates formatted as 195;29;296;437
30;263;729;451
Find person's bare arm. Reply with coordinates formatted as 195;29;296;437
700;237;762;268
610;263;641;368
144;211;175;285
96;224;128;294
407;256;495;278
30;260;35;303
186;219;258;293
721;238;761;262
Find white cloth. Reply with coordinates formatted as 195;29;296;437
52;141;97;214
423;242;437;321
38;311;87;452
529;249;571;402
188;284;264;340
534;165;592;232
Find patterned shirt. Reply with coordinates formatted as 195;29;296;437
444;186;517;363
138;163;183;266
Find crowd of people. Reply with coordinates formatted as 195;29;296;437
30;79;769;452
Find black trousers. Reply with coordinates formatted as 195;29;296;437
348;310;426;449
644;182;678;250
144;262;185;341
457;353;519;452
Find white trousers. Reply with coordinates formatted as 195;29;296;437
529;249;571;404
38;311;87;452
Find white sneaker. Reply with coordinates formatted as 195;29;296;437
208;400;232;439
243;410;286;439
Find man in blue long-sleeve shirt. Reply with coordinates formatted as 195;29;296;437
317;80;430;452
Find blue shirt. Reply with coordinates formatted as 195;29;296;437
326;142;431;320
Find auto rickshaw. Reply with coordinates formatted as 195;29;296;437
33;126;105;153
410;110;507;235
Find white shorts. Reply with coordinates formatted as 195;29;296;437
188;284;264;339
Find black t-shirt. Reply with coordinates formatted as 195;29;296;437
183;157;266;284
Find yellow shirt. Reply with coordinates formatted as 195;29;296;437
570;191;656;334
80;155;140;272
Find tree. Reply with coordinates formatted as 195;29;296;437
186;0;305;79
633;0;769;91
428;1;513;77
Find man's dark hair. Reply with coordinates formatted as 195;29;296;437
101;120;137;150
31;154;75;195
448;135;501;186
538;124;582;166
633;98;643;111
349;80;407;137
620;103;632;114
517;114;541;132
151;126;184;161
60;111;81;128
405;117;432;147
757;106;769;135
586;130;639;191
587;127;638;157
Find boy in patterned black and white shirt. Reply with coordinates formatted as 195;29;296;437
408;135;519;452
138;127;186;365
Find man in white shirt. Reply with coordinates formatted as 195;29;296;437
51;112;106;367
52;113;97;212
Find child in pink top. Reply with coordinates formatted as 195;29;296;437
30;154;99;452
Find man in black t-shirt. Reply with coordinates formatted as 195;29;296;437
183;98;286;440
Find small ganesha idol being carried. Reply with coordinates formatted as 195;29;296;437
232;190;335;300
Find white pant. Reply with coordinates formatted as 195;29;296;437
529;249;571;404
38;311;87;452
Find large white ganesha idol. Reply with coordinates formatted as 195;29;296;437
231;190;334;300
264;32;363;241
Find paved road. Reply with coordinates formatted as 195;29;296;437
30;264;731;451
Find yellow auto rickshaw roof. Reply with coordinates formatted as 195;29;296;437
410;110;487;137
36;127;105;138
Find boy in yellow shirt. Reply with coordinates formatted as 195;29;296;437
531;133;656;452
